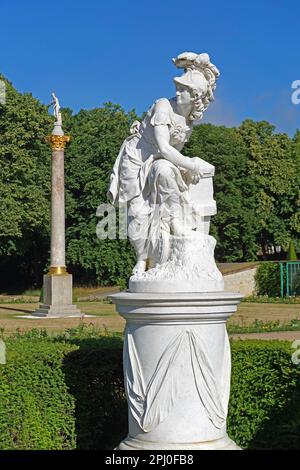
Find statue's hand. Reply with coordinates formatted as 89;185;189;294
191;173;201;184
181;169;201;185
190;157;205;177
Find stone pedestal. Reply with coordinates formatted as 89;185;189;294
34;273;82;317
109;291;242;450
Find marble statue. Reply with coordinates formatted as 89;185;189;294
108;53;243;450
108;52;223;292
51;92;62;125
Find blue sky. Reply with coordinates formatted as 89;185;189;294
1;0;300;135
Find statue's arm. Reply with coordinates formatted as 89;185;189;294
153;125;196;171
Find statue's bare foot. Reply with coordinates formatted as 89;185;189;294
132;260;147;275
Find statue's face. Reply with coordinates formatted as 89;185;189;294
175;84;194;117
176;84;192;107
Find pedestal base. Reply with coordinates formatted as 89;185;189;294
109;291;242;451
117;434;241;450
33;305;82;317
33;273;83;318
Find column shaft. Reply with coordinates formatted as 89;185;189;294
51;149;66;268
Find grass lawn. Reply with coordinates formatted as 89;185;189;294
0;285;120;303
228;302;300;327
0;301;125;334
0;300;299;336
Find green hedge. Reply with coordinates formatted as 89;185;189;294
0;333;76;449
255;262;281;297
0;328;299;449
229;340;300;449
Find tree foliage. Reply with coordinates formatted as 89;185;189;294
184;124;259;261
238;120;298;254
185;121;300;262
0;76;52;287
0;77;299;287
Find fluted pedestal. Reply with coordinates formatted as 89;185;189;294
109;291;242;450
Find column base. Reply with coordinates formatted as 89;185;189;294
117;434;241;450
33;304;83;318
33;273;83;318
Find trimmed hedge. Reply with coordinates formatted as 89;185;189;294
0;328;299;449
229;340;300;449
255;262;281;297
0;333;76;449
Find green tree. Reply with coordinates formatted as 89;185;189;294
0;76;52;287
184;123;259;261
289;130;300;247
238;120;297;256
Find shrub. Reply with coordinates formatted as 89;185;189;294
0;333;76;449
287;240;297;261
0;327;126;450
243;295;300;304
255;262;281;297
0;327;299;449
228;340;300;449
61;332;126;449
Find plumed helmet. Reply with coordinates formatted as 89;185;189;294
173;51;220;95
173;68;208;94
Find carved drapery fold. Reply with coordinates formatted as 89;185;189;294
124;329;230;432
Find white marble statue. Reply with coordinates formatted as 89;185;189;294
108;52;223;293
108;53;242;451
51;92;62;125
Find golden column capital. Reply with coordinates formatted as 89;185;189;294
46;135;70;151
